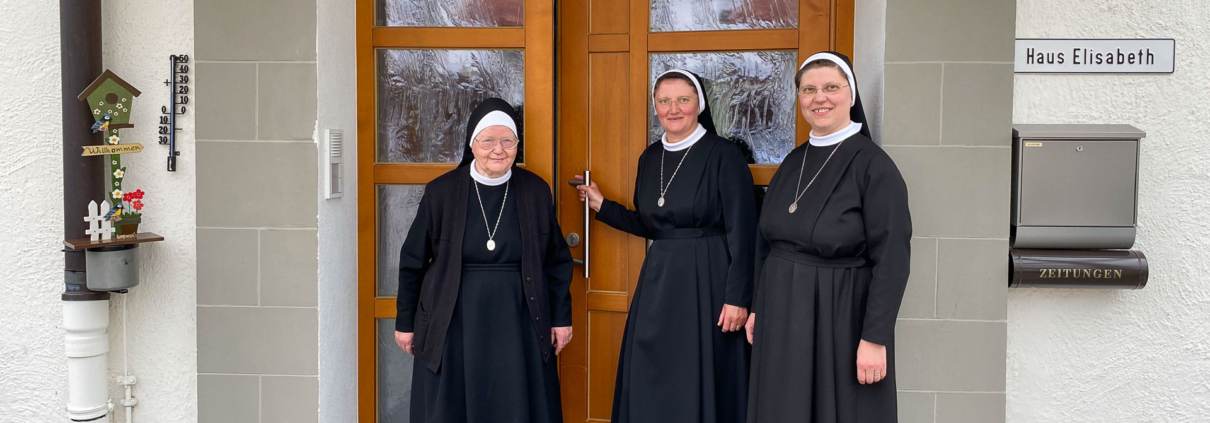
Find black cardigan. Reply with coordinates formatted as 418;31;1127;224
396;166;574;372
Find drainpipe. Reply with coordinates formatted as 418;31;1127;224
61;0;112;421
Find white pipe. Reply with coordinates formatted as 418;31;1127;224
118;294;136;423
64;299;112;421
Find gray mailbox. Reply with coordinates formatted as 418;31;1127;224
1011;124;1144;249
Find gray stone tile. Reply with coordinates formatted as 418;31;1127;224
263;376;318;423
261;229;318;307
899;238;938;319
197;228;259;306
196;0;317;61
895;320;1007;392
886;0;1015;62
898;391;935;423
942;64;1015;147
198;307;317;375
885;146;1011;238
937;239;1008;320
258;63;318;140
196;63;257;140
883;63;942;146
198;374;258;423
197;141;318;228
937;392;1006;423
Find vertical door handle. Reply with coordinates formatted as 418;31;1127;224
566;170;590;278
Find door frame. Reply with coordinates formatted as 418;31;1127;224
356;0;853;420
356;0;554;420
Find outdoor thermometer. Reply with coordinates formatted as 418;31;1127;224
159;54;189;171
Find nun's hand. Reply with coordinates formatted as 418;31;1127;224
717;304;748;333
552;326;573;355
745;313;756;344
856;339;887;384
573;175;604;212
395;331;414;355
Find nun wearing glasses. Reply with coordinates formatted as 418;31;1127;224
745;51;912;423
395;98;575;423
576;70;756;422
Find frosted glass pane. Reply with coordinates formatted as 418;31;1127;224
378;184;426;297
377;49;524;163
650;0;797;32
378;318;414;423
377;0;523;27
649;51;798;164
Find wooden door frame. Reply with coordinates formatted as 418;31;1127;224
356;0;853;420
356;0;554;420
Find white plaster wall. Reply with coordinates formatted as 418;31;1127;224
1010;1;1210;422
0;1;70;420
316;0;360;420
854;0;886;143
0;1;196;422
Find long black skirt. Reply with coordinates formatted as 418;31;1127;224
612;234;748;423
747;249;897;423
410;264;563;423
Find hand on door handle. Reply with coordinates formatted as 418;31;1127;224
572;174;604;212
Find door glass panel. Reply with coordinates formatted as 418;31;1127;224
378;318;414;422
377;0;523;27
377;49;525;164
650;0;797;32
378;184;426;297
649;51;798;164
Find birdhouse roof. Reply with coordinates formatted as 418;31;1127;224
77;70;142;101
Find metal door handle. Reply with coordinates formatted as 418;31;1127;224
566;171;590;278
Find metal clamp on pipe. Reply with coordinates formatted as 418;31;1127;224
1010;249;1148;289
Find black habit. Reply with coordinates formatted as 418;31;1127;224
747;133;912;423
598;132;757;423
396;98;573;423
396;166;573;422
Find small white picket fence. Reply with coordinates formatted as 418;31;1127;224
84;200;115;241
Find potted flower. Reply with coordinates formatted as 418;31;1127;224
115;189;145;238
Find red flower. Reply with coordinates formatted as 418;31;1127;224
123;193;133;202
134;189;145;200
132;200;144;211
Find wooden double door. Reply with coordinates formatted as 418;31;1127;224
358;0;850;421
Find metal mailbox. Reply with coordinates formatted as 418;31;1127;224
1011;124;1144;249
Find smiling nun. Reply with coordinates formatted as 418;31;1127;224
745;51;913;423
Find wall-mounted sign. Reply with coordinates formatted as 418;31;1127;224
82;143;144;156
1015;38;1175;74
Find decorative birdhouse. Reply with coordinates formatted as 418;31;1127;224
77;70;142;129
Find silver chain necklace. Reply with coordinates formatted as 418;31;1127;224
658;144;694;207
789;141;844;213
472;179;509;251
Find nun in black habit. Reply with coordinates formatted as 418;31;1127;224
576;70;757;423
395;98;575;423
745;52;912;423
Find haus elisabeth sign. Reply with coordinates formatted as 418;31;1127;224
1015;38;1175;74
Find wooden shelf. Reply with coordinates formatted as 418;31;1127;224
64;232;165;250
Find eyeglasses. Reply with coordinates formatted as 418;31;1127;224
798;84;850;96
655;97;696;108
475;137;519;150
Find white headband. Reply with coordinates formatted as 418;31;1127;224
469;110;518;146
800;52;857;106
652;69;706;114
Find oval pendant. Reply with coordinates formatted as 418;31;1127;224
788;203;798;214
658;197;665;207
487;240;496;251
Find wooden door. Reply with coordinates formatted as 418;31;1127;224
555;0;853;421
356;0;554;421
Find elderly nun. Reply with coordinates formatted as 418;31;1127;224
576;69;757;422
745;51;913;423
395;98;575;423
